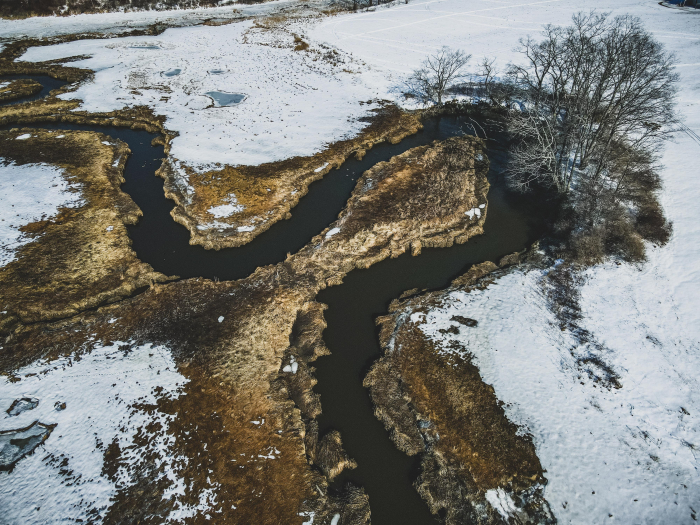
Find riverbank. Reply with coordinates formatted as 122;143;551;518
1;105;494;523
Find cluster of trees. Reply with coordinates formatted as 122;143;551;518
505;13;678;196
407;13;678;263
335;0;407;11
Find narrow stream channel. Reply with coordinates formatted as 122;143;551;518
2;77;551;524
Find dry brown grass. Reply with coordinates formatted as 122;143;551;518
365;249;555;524
0;129;168;334
0;79;42;102
291;135;490;279
1;133;489;523
162;104;424;250
366;315;554;523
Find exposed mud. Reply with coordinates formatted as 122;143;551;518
0;128;169;334
364;247;556;524
1;135;488;524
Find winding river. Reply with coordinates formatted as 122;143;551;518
2;77;550;524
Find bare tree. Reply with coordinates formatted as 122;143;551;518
506;12;678;198
406;47;471;105
475;56;497;103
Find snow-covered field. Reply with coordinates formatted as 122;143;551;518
413;266;699;523
0;342;194;524
0;158;84;267
18;14;387;170
0;0;294;41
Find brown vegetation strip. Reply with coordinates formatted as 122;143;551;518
365;247;556;524
0;129;169;334
0;33;423;250
0;79;42;103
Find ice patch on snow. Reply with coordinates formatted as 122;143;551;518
0;342;189;524
205;91;246;107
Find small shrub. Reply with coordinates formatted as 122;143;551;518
635;201;673;245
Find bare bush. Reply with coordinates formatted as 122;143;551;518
474;57;498;103
406;47;471;105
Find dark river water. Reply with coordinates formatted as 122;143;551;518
2;76;551;524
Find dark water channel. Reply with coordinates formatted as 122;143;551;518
0;74;68;106
3;77;550;524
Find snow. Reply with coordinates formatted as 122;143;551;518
283;356;298;374
325;227;340;238
0;0;296;41
0;342;196;524
330;513;340;525
19;19;385;171
314;162;329;173
0;161;84;267
15;134;31;140
207;194;245;218
464;207;481;220
3;0;699;520
237;225;255;232
410;266;699;523
218;315;224;323
485;488;519;521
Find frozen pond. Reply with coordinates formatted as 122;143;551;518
205;91;246;107
129;44;160;50
161;68;181;77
